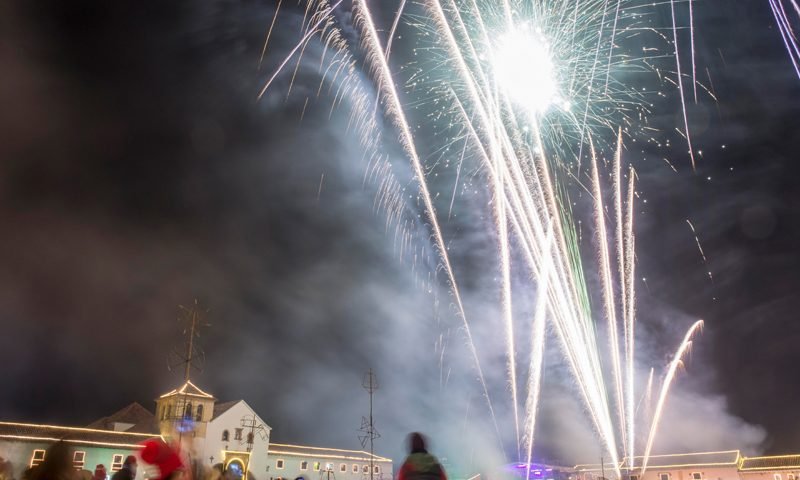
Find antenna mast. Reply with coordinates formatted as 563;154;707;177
359;369;380;480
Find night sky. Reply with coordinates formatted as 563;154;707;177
1;0;799;470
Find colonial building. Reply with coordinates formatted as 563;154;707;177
0;379;391;480
573;451;800;480
0;421;155;480
739;455;800;480
265;443;392;480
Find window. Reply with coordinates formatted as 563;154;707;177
630;476;639;480
363;466;369;474
196;404;204;421
247;432;254;444
374;466;380;474
658;474;669;480
774;475;783;480
73;451;86;470
314;462;321;472
276;460;285;470
301;462;308;471
326;464;334;472
353;465;359;473
340;464;347;473
222;430;230;442
691;473;702;480
184;402;193;419
30;450;45;468
787;475;795;480
111;454;124;472
234;428;243;440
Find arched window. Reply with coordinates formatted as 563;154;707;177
247;432;254;444
374;466;380;474
184;402;193;419
222;430;230;442
196;404;204;421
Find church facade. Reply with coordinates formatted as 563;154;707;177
0;380;392;480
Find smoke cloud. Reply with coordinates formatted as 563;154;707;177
1;0;795;476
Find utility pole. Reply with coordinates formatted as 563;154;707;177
359;369;380;480
600;453;606;480
321;465;336;480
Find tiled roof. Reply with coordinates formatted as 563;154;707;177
212;401;240;420
268;443;392;463
87;402;158;434
0;422;159;448
158;380;215;400
740;455;800;471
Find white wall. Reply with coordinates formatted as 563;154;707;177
204;401;272;480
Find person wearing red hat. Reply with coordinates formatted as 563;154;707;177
140;439;185;480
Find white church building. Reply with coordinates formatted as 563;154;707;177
0;379;392;480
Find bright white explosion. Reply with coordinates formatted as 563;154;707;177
492;28;561;114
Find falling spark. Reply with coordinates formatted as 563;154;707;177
641;320;705;473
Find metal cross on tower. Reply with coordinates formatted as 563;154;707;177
239;414;268;453
359;369;380;480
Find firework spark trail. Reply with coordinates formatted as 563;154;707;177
604;0;623;95
448;139;468;220
670;0;698;170
385;0;408;61
523;227;554;480
624;166;636;470
494;137;521;460
352;0;504;448
262;0;711;468
778;0;800;49
590;138;627;459
259;0;283;69
689;0;698;103
257;0;344;100
641;320;705;473
577;0;611;172
769;0;800;78
686;219;708;264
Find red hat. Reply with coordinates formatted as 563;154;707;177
140;439;183;480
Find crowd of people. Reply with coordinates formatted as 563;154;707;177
0;439;245;480
1;431;446;480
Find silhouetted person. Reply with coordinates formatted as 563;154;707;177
28;441;78;480
93;465;108;480
111;457;137;480
397;433;447;480
0;456;14;480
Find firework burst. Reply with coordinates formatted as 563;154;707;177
260;0;707;473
